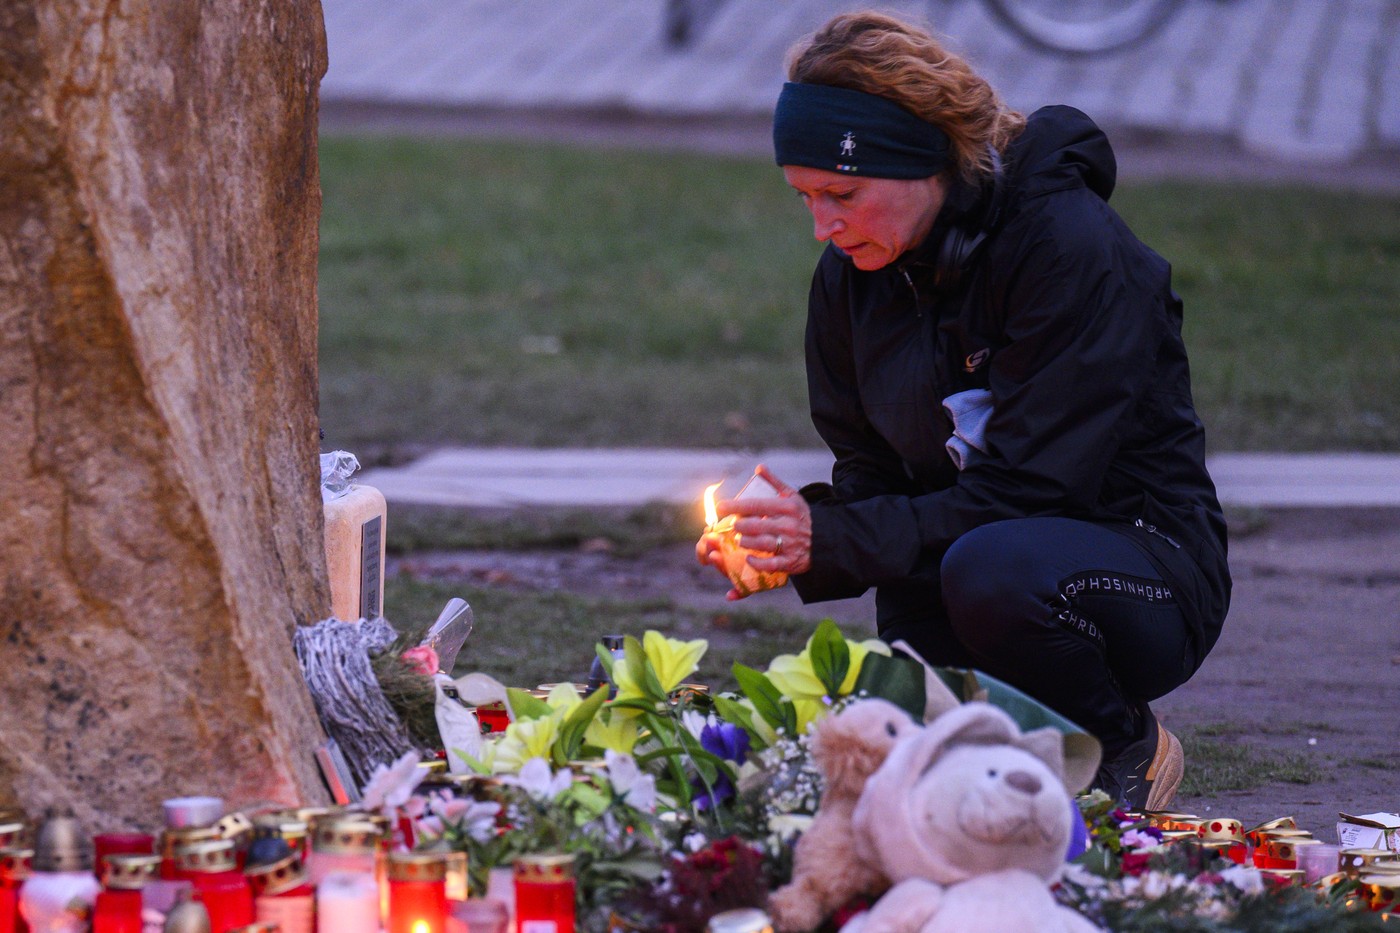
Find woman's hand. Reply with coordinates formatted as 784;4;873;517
694;464;813;599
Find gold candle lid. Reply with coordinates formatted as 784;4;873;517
707;908;775;933
1261;837;1322;861
310;818;382;856
0;847;34;882
162;826;222;860
0;823;26;848
1196;818;1244;843
174;839;238;874
1341;848;1400;873
33;817;91;872
246;852;309;896
163;900;212;933
214;813;255;846
1158;830;1199;844
253;816;309;854
1260;868;1304;886
514;852;575;883
1247;816;1297;834
102;853;162;889
387;850;449;883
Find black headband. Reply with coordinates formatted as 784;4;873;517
772;82;952;179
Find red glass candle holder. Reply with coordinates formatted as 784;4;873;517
0;847;33;933
175;840;254;932
513;853;576;933
93;854;160;933
387;851;448;933
247;853;314;933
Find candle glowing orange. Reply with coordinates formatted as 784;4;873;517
700;477;787;597
703;481;722;528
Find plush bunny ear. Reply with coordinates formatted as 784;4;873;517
889;639;961;722
852;702;1024;885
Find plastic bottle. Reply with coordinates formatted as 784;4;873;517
585;635;626;698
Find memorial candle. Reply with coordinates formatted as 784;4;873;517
316;870;378;933
93;854;160;933
513;853;575;933
0;847;32;933
386;851;448;933
702;479;787;597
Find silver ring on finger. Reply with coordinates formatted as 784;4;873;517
775;535;784;555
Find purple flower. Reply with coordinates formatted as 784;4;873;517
700;722;750;765
693;722;750;809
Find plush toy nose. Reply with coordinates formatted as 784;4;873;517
1005;770;1042;795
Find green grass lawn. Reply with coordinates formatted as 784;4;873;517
318;135;1400;456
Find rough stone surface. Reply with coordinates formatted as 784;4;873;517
0;0;332;829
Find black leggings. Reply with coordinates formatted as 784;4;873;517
876;517;1200;756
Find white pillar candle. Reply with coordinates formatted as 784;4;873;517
317;870;380;933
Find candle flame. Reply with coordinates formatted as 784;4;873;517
703;481;722;527
411;922;431;933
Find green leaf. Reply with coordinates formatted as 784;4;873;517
712;694;768;752
780;698;799;737
452;748;491;775
850;651;927;720
506;687;553;721
557;685;609;760
807;619;850;697
732;663;786;730
594;643;617;679
622;635;668;704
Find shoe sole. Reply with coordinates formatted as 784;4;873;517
1144;724;1184;810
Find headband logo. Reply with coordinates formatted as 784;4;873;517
840;132;856;157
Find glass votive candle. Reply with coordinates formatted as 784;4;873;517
0;848;33;933
306;818;379;886
316;870;379;933
94;854;160;933
386;851;448;933
94;834;155;869
1298;843;1341;884
246;852;315;933
513;853;576;933
173;839;254;931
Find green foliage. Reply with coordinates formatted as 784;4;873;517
320;135;1400;453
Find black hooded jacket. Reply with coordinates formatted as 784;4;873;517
793;105;1230;657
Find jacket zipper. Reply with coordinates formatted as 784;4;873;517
1135;518;1181;549
901;268;922;317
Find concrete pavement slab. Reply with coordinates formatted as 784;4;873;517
360;449;1400;509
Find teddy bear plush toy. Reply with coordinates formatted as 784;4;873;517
839;702;1100;933
767;698;919;932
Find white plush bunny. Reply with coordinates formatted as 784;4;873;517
841;702;1100;933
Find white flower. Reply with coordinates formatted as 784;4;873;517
683;832;708;853
502;757;572;801
435;796;502;843
680;709;715;741
359;751;426;812
1219;864;1265;895
603;750;657;812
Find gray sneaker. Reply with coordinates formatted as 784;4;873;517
1095;708;1184;811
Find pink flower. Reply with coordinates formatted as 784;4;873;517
401;645;440;676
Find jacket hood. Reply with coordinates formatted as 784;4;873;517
1007;105;1116;203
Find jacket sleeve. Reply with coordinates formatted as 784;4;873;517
792;255;921;603
803;194;1168;590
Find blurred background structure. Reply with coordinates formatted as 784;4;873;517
320;0;1400;175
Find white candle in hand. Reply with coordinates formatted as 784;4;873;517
317;870;380;933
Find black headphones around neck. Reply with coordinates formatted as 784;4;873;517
930;149;1010;295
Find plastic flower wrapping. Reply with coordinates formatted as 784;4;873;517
382;621;1395;933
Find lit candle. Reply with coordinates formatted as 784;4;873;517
703;480;788;597
386;851;448;933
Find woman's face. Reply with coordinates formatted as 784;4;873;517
783;165;949;271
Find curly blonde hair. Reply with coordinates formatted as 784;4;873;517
786;11;1024;183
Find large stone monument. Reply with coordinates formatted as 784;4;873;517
0;1;333;826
